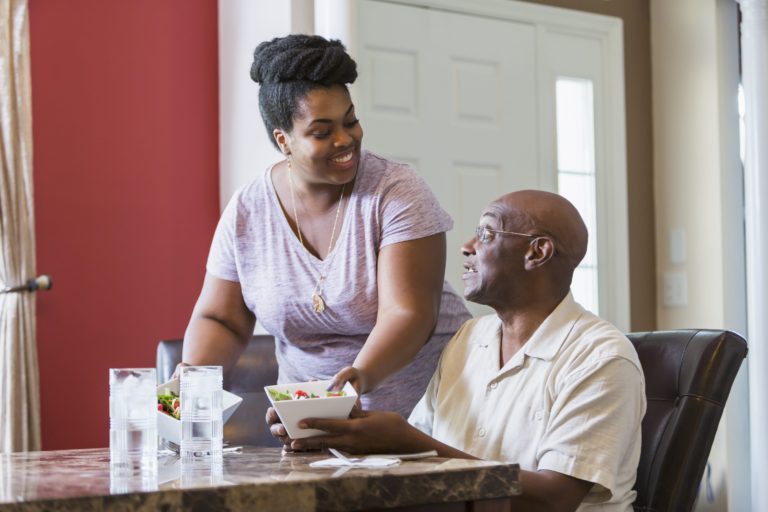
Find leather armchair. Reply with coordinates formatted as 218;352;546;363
156;335;281;447
627;329;747;512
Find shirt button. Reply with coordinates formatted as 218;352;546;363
534;411;543;421
489;382;498;390
478;427;486;437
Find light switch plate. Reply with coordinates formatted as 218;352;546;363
669;228;687;264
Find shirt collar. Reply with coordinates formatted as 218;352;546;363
522;291;583;361
473;292;585;373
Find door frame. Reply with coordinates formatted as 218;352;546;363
316;0;630;330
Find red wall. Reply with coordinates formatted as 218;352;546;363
29;0;220;449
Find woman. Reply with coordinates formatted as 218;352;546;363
181;34;470;424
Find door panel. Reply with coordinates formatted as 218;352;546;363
357;1;538;316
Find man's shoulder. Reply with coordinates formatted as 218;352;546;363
566;311;643;373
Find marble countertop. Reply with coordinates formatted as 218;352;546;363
0;447;520;511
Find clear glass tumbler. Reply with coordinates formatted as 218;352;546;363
180;458;224;488
110;465;158;494
109;368;157;475
180;366;223;461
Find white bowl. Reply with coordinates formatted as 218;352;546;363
264;380;357;439
157;379;243;445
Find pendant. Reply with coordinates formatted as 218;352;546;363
312;292;326;313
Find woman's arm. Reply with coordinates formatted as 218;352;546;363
337;232;446;393
181;273;256;373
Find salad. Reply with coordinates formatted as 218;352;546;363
268;388;346;401
158;390;181;419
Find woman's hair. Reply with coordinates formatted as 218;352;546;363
250;34;358;151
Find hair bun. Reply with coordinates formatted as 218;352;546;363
250;34;357;86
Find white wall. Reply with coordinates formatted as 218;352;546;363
650;0;748;510
218;0;314;209
218;0;314;336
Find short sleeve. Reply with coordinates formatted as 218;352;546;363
407;365;441;437
536;357;645;503
378;164;453;248
205;191;241;282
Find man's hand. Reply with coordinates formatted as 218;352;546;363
290;409;425;454
265;407;295;450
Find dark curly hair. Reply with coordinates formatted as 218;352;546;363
250;34;358;151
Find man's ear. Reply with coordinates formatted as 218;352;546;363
524;237;555;270
273;128;290;155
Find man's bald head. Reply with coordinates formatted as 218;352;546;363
491;190;588;272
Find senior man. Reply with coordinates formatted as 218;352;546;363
287;190;646;512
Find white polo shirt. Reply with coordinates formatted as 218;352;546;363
409;293;646;511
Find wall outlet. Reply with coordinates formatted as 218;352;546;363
662;271;688;307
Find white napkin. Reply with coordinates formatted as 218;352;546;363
368;450;438;460
310;457;401;468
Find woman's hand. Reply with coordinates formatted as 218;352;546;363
170;362;189;381
328;366;368;397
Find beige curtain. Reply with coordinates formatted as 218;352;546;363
0;0;41;453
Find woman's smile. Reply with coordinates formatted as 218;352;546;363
330;150;357;170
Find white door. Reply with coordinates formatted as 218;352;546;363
345;0;628;327
355;1;537;317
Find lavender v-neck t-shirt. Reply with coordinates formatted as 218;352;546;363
206;151;471;416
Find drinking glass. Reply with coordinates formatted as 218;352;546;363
109;368;157;475
109;465;158;494
180;458;223;488
180;366;223;461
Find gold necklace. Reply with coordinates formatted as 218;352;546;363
287;160;346;313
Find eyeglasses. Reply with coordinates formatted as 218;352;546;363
474;225;537;244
